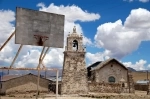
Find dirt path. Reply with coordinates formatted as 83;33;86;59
1;91;150;99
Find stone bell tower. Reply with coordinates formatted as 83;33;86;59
61;26;88;94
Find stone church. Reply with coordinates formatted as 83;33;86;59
87;58;128;83
61;27;88;94
61;27;134;94
87;58;135;93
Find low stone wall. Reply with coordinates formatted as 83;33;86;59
88;82;122;93
135;84;148;91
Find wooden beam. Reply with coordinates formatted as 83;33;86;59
0;31;15;51
41;62;46;70
10;44;23;68
36;46;46;99
39;47;46;64
0;67;58;71
40;47;50;62
56;69;59;99
37;47;45;69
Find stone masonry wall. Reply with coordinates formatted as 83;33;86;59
94;62;128;83
1;74;50;94
61;28;88;95
88;82;122;93
61;52;88;95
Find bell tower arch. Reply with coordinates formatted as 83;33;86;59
61;26;88;94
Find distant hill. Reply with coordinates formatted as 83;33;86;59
0;69;63;77
127;67;136;72
137;70;150;72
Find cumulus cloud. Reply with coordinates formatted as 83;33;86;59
37;3;98;46
148;64;150;69
64;21;92;46
0;10;16;67
37;3;100;22
0;10;15;46
139;0;150;2
123;59;148;70
86;51;110;66
94;8;150;59
0;3;100;69
124;0;150;3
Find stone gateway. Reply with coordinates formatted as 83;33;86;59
61;27;88;94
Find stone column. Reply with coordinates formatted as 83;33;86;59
128;72;135;93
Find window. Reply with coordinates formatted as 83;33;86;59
108;76;115;83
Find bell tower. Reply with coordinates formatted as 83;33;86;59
61;26;88;94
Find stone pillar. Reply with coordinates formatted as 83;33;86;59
128;71;135;93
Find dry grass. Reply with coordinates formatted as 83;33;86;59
131;71;150;82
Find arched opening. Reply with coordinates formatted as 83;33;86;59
72;40;78;51
108;76;115;83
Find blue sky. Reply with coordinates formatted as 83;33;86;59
0;0;150;71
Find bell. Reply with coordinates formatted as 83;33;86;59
73;44;76;47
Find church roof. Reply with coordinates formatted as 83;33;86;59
87;61;102;69
91;58;128;71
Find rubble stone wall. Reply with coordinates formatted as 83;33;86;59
61;53;88;95
88;82;122;93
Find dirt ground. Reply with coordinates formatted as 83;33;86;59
0;91;150;99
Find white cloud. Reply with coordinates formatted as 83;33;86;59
0;10;15;46
125;8;150;29
94;8;150;59
64;21;92;46
0;10;16;67
86;51;110;66
148;64;150;69
123;59;147;70
0;3;100;69
37;3;98;46
37;3;100;22
139;0;149;2
124;0;150;3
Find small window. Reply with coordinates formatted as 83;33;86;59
122;83;125;87
108;76;115;83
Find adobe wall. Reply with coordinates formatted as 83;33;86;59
1;74;50;94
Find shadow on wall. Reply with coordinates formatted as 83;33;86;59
48;83;61;94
